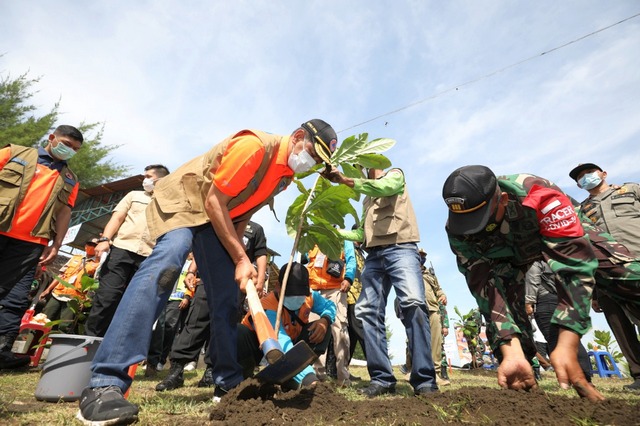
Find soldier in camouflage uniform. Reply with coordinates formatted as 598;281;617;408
570;162;640;391
420;249;451;385
439;301;450;379
442;165;640;402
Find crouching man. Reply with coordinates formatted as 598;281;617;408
237;262;336;390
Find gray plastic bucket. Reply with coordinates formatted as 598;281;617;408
34;334;102;402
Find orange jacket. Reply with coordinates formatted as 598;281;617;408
52;255;100;300
306;245;345;290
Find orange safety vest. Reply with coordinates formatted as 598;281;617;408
52;255;100;300
241;291;314;341
306;245;344;291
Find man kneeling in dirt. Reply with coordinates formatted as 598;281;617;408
237;262;336;390
442;165;640;402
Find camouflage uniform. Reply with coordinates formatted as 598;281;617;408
423;267;446;373
438;301;450;376
448;173;640;361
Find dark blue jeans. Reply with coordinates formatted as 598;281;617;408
89;225;243;392
356;243;437;391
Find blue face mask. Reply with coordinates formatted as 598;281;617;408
578;172;602;190
283;296;307;311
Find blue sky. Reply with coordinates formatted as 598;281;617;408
2;1;639;362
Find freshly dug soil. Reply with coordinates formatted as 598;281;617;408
210;379;638;425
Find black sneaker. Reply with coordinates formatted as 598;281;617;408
212;386;228;403
357;383;396;397
76;386;139;425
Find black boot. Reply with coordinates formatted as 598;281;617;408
0;334;31;370
198;366;214;388
155;362;184;391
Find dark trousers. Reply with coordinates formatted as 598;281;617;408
347;303;367;360
0;269;34;337
148;299;188;366
85;246;146;337
534;296;592;379
41;297;76;333
169;284;210;365
237;320;331;379
599;293;640;379
0;236;43;300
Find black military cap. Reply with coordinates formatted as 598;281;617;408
442;165;501;235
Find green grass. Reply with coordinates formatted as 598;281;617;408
1;365;638;425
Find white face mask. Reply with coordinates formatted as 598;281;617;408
142;177;156;192
283;295;307;311
288;149;316;173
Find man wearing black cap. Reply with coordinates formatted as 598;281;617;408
77;120;338;425
237;262;336;390
443;165;624;402
570;163;640;392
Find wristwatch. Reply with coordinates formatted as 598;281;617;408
96;237;111;243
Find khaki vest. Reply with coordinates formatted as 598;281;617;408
362;168;420;248
147;130;291;240
0;145;77;240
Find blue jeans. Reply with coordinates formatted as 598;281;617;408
89;225;243;391
355;243;437;391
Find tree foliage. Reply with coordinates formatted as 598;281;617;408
0;70;129;188
587;329;623;362
284;133;396;259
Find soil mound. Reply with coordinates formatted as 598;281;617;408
209;379;638;425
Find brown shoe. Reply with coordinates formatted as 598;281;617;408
436;373;450;386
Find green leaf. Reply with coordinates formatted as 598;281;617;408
340;163;365;179
80;275;99;291
355;153;393;169
285;192;308;237
356;137;396;155
331;134;368;165
298;224;343;259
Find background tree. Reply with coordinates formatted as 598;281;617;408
0;71;129;188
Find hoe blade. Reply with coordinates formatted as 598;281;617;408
255;341;317;384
